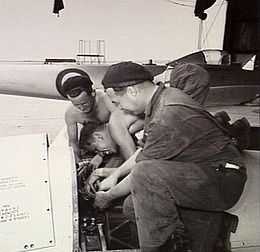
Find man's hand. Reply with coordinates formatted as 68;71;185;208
85;172;101;198
94;191;113;210
98;174;118;191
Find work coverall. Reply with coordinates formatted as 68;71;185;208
126;84;247;251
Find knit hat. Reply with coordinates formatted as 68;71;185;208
102;61;153;89
170;63;210;105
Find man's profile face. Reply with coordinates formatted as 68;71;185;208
89;128;117;153
81;124;117;154
69;91;95;113
111;86;145;116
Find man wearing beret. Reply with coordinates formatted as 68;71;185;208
92;61;247;252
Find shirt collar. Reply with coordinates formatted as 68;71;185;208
145;82;165;117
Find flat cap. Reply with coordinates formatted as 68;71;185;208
102;61;153;89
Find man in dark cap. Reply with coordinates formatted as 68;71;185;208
63;75;140;164
92;61;247;252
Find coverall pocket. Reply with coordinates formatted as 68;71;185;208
217;168;247;209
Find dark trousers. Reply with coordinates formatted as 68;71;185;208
124;159;246;252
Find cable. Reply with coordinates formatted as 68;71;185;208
164;0;225;8
164;0;194;8
202;21;208;48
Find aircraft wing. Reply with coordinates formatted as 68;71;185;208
0;63;166;100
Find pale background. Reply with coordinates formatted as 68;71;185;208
1;2;259;250
0;0;226;62
0;0;227;141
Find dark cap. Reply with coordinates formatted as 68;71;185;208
102;61;153;89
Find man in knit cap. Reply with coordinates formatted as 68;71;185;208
91;61;247;252
169;63;210;105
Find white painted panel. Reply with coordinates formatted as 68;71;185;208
0;129;79;252
0;134;54;251
45;127;79;252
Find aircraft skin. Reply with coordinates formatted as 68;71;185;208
0;63;166;100
0;59;259;252
0;0;259;250
0;63;110;100
0;131;77;252
0;120;259;252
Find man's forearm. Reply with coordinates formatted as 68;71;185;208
113;148;141;180
108;111;137;160
95;149;141;208
107;174;132;200
95;167;117;177
109;124;136;160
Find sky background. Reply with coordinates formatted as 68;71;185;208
0;0;227;139
0;0;227;63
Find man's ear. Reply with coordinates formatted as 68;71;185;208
127;86;138;97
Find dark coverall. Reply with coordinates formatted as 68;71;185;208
124;84;247;251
